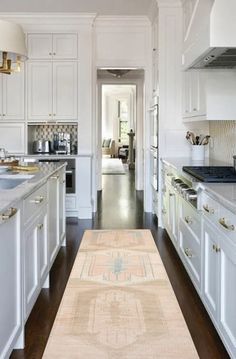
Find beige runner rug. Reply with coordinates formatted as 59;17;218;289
43;230;199;358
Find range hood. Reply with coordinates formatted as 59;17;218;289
183;0;236;69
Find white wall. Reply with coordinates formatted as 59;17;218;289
93;16;152;211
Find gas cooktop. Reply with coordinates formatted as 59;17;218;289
182;166;236;182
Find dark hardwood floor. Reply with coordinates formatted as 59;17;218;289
11;170;229;359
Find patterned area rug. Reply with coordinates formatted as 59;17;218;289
43;230;199;359
102;158;127;174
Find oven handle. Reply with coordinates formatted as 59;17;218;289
66;170;73;174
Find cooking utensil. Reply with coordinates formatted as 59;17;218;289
201;135;210;145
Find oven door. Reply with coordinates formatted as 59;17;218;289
150;148;158;191
65;159;75;194
150;104;159;149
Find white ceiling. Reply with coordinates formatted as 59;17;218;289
1;0;155;16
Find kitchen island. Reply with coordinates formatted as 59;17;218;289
0;162;66;359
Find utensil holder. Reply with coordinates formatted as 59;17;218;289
191;145;205;161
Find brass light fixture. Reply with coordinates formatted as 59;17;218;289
0;20;27;75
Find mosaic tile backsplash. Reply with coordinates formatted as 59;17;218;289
29;124;78;153
209;121;236;164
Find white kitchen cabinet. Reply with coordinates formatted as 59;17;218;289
202;219;219;323
53;62;78;121
219;235;236;358
27;62;52;121
38;211;48;285
179;216;201;293
48;169;66;268
24;216;40;320
0;66;24;121
59;169;66;244
0;206;23;359
202;216;236;358
23;183;48;321
0;123;25;154
27;33;78;60
27;61;78;121
182;70;206;120
24;207;48;321
48;174;60;267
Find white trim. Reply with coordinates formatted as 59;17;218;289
95;15;150;27
0;12;97;25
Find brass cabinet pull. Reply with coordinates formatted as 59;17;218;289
49;113;52;116
169;193;175;197
218;217;235;231
0;207;17;221
37;223;44;230
31;196;44;204
203;204;214;214
49;52;52;55
184;247;193;258
185;216;192;225
2;114;5;116
62;180;66;184
212;244;221;253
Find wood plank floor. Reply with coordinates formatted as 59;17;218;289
11;171;230;359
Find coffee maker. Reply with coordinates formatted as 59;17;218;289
53;132;71;154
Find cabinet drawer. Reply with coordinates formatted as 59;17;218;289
179;218;201;291
218;205;236;243
180;199;201;241
66;195;76;210
201;192;220;223
23;183;47;224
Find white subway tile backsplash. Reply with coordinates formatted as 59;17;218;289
209;121;236;164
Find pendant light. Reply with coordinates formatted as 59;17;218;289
0;20;27;74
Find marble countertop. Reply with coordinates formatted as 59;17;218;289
0;162;66;214
162;157;236;213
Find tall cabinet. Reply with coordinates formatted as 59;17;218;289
27;33;78;122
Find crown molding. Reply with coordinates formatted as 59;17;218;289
0;12;97;25
95;15;150;27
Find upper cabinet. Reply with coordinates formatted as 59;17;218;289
27;33;78;60
27;61;77;121
183;70;236;122
27;32;78;122
182;70;206;121
151;19;159;95
0;66;25;121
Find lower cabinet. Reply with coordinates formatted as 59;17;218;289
179;218;201;293
203;217;236;358
0;205;22;359
59;169;66;244
48;169;66;269
24;205;48;321
162;184;178;248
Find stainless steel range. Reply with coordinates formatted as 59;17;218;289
183;166;236;183
171;177;197;208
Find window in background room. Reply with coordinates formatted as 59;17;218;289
118;100;129;143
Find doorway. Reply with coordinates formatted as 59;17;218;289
96;69;144;195
101;84;136;176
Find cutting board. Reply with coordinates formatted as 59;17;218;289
0;160;18;166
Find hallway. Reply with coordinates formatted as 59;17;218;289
11;172;229;359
